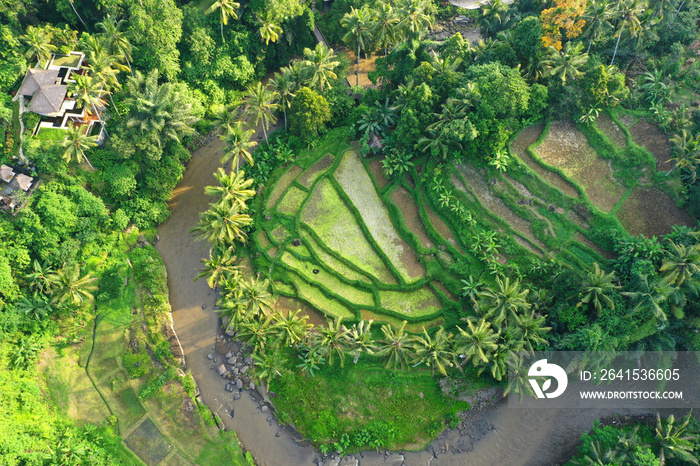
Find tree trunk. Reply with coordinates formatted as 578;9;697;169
69;0;88;29
221;23;225;43
263;124;268;145
109;93;121;119
670;0;685;24
283;108;287;132
587;36;593;54
356;42;360;87
236;154;240;172
610;31;622;66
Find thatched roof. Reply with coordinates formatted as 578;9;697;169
12;174;33;191
29;85;67;115
16;69;60;97
0;165;14;183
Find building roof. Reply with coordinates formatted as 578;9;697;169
16;69;60;97
12;174;33;191
0;165;14;183
29;85;67;115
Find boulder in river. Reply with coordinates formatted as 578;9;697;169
236;379;243;390
216;364;227;376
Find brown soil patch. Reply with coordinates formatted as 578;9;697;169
455;164;547;252
574;232;615;260
390;186;434;249
398;245;426;282
534;120;625;213
368;157;389;190
616;187;694;238
267;246;278;258
432;280;457;302
339;48;379;88
595;113;627;148
618;113;637;127
628;120;674;172
419;188;463;252
274;295;327;327
511;125;580;199
298;154;334;188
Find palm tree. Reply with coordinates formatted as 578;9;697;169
243;82;279;145
84;42;128;117
206;0;240;43
296;345;325;377
69;73;106;118
62;124;98;169
50;264;98;306
17;292;54;321
96;15;135;73
303;43;339;93
622;275;672;324
344;320;375;364
233;275;275;319
655;412;698;465
220;122;257;171
341;6;373;87
204;168;255;210
416;129;452;160
476;276;531;327
610;0;645;66
252;349;287;390
255;12;283;45
284;60;311;90
411;327;456;376
582;0;613;53
477;0;508;38
668;129;700;179
460;275;482;305
505;353;535;401
373;2;399;55
272;310;313;348
660;241;700;288
397;0;434;40
542;42;589;84
190;202;252;248
20;26;56;67
512;311;551;353
238;314;274;352
375;321;412;370
447;82;481;114
66;0;88;29
269;71;296;132
195;246;240;289
26;259;55;295
213;104;241;137
455;318;499;367
316;318;349;367
577;263;620;316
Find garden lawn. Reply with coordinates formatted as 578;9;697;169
270;358;469;452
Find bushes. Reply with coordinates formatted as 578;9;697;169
97;265;126;302
21;112;39;134
123;352;150;378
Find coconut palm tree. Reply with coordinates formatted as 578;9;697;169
610;0;645;66
416;129;452;160
195;246;240;289
284;60;311;90
542;42;589;84
316;318;350;367
220;122;257;171
375;321;412;370
660;241;700;288
512;311;551;353
373;2;400;55
255;12;283;45
232;275;275;319
206;0;240;43
477;0;508;38
344;320;376;364
397;0;434;40
66;0;88;29
238;314;274;352
212;104;241;137
622;275;672;324
668;129;700;179
62;124;98;169
26;260;55;295
84;42;128;117
505;353;535;402
655;412;698;465
583;0;613;53
269;71;296;132
303;43;339;93
20;26;56;67
96;15;135;73
455;318;499;367
341;6;373;87
69;73;106;118
476;276;531;327
190;202;252;248
272;310;313;348
296;345;325;377
577;263;620;316
50;264;98;306
243;82;279;145
204;168;255;210
252;349;288;390
411;327;456;376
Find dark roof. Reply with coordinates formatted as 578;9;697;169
16;69;60;97
29;85;67;115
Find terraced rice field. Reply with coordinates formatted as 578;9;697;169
258;149;460;325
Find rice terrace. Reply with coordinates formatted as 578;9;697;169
255;111;692;329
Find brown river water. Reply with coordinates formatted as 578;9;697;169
156;136;680;466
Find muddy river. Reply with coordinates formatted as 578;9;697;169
156;136;678;466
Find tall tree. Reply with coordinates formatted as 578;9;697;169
455;318;499;367
582;0;613;53
655;412;698;465
255;12;283;45
610;0;645;65
96;15;135;73
397;0;434;40
660;241;700;288
373;2;400;55
542;41;589;84
204;167;255;210
50;264;98;306
206;0;240;43
190;202;252;248
61;124;98;169
316;318;350;367
220;122;257;171
233;275;275;319
411;327;455;376
20;26;56;67
375;320;412;370
272;310;313;348
195;247;240;289
577;262;619;316
269;71;296;132
302;43;339;93
476;276;531;327
243;82;279;145
341;6;373;87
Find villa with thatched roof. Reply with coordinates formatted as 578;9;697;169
13;51;105;144
0;164;39;214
